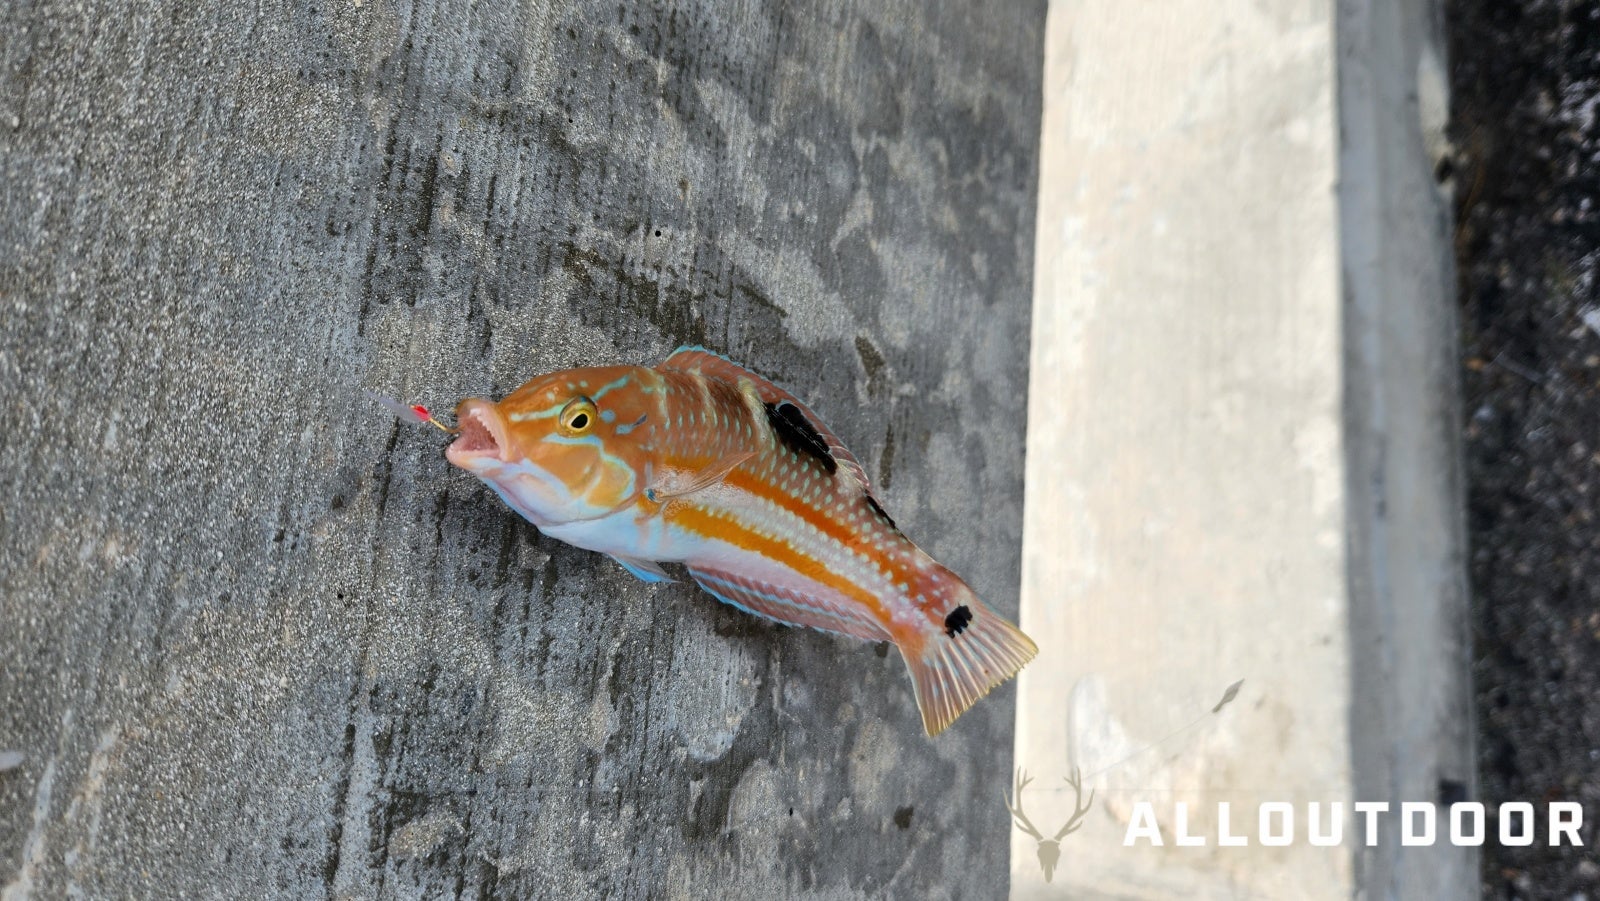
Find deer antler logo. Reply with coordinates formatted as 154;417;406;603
1003;767;1095;883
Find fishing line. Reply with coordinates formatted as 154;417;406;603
1071;678;1246;787
368;391;459;433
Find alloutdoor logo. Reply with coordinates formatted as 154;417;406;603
1004;768;1094;883
1120;800;1586;848
1006;789;1585;879
1008;677;1587;885
1006;679;1247;883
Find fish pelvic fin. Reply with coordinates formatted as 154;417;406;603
609;554;675;583
900;599;1038;736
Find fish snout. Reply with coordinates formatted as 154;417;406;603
446;399;509;471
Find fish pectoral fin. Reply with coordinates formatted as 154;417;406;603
686;566;889;642
646;451;754;501
610;554;676;583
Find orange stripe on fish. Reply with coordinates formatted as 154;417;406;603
435;346;1038;735
663;502;889;621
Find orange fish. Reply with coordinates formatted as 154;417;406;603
441;346;1037;735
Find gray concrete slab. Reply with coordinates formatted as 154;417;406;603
1015;0;1472;896
1339;0;1476;895
0;1;1044;898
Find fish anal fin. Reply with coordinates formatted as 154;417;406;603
686;566;889;643
611;554;675;583
661;346;877;496
900;600;1038;736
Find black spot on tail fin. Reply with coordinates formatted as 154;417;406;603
944;605;972;637
765;401;837;474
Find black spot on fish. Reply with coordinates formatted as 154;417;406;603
765;401;836;473
893;806;914;830
944;605;972;637
865;495;898;531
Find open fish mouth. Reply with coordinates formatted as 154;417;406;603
446;400;507;468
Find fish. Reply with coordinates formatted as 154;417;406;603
440;346;1038;735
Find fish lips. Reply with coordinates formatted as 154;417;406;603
446;398;588;526
446;399;509;473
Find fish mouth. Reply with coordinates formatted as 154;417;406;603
445;400;508;469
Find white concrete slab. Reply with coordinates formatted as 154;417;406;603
1014;0;1473;897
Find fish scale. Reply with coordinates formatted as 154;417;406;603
441;346;1037;735
655;377;880;581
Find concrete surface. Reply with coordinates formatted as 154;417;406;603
1339;0;1476;895
1015;0;1472;897
0;1;1044;898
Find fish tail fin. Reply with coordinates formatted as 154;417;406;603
899;598;1038;736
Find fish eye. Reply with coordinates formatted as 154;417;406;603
558;396;598;435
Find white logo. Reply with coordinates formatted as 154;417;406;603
1004;767;1094;883
1121;800;1585;847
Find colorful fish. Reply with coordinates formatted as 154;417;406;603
437;346;1037;735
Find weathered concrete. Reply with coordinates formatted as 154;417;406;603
1015;0;1471;897
1339;0;1475;896
0;1;1044;898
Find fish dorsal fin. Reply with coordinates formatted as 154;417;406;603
661;345;879;498
765;401;836;474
